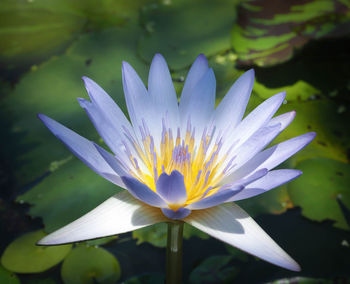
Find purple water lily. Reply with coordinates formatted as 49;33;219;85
37;54;315;271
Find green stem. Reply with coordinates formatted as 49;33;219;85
166;221;184;284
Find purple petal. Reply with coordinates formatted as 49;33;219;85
256;132;316;171
231;169;302;201
187;186;243;210
94;143;129;177
231;168;268;187
222;92;286;153
121;176;167;208
37;114;123;187
180;68;216;132
122;61;152;129
214;69;254;132
161;207;191;220
148;54;179;129
156;170;187;205
180;54;209;111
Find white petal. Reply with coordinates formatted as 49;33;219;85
185;203;300;271
214;69;254;132
38;114;123;187
38;191;165;245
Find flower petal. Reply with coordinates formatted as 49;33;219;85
231;169;302;201
37;191;165;245
221;92;286;156
156;170;187;205
187;186;243;210
148;54;179;130
37;114;123;186
121;176;167;208
185;203;301;271
231;132;316;179
122;61;152;131
180;54;209;112
80;77;134;155
94;143;129;177
181;68;216;134
256;132;316;171
161;207;191;220
214;69;254;132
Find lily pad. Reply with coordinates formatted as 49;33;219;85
0;265;20;284
1;230;72;273
123;273;164;284
237;185;293;218
61;246;121;284
17;158;119;233
138;0;237;70
133;222;208;248
254;80;321;101
0;0;85;73
288;157;350;230
275;99;350;165
4;24;147;187
189;255;238;284
266;277;332;284
232;0;350;66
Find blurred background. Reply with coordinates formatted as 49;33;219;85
0;0;350;283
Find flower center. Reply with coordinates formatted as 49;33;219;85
121;118;235;205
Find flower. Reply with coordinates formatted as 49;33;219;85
37;54;315;271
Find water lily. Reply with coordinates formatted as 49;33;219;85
37;54;315;273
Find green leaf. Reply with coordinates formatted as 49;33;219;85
1;230;72;273
275;99;350;165
266;277;333;284
237;185;293;217
0;0;85;72
288;157;350;230
0;265;20;284
189;255;238;284
133;223;209;248
4;25;147;187
61;246;121;284
85;236;118;247
138;0;237;70
17;158;119;233
254;80;321;101
122;273;164;284
231;0;350;66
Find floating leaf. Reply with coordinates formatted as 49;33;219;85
189;255;238;284
123;273;164;284
0;0;85;72
17;159;119;233
133;223;208;248
232;0;350;66
288;157;350;230
1;230;72;273
138;0;237;69
0;265;20;284
61;246;121;284
275;99;350;165
266;277;332;284
85;236;118;247
4;25;147;186
238;185;293;217
254;80;321;101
